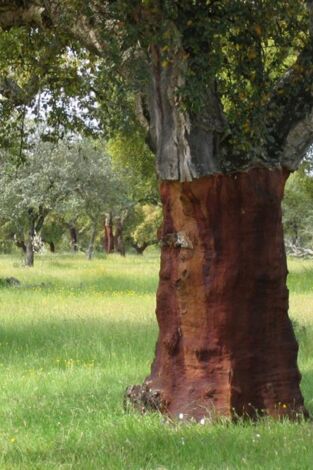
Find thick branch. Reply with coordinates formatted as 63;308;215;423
267;2;313;169
266;41;313;168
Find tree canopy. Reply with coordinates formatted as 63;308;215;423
0;1;313;181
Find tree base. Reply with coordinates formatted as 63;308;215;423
127;168;308;421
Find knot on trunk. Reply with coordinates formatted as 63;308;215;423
161;231;193;249
124;384;168;414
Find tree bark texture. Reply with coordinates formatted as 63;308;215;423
127;167;307;421
104;213;114;253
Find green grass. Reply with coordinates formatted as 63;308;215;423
0;252;313;469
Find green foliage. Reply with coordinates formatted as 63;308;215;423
107;129;158;204
41;216;65;245
0;1;311;177
283;162;313;247
125;204;162;249
0;137;129;253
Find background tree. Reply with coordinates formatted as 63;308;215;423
125;204;162;255
0;141;74;265
59;139;128;260
283;155;313;254
0;137;125;263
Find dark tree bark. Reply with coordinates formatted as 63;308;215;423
103;212;114;253
69;226;78;253
114;217;125;257
49;241;55;253
127;168;306;420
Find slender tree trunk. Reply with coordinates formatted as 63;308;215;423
69;226;78;252
25;224;35;267
114;218;125;256
127;168;306;421
87;224;97;261
49;241;55;253
104;212;114;253
25;240;34;267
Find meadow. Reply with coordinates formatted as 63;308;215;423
0;251;313;470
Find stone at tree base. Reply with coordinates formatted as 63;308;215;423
127;167;307;421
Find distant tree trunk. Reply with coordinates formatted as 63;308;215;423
87;223;97;260
104;212;114;253
25;240;34;267
25;223;35;267
69;226;78;252
114;217;125;256
49;241;55;253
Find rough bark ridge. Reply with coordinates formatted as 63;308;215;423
148;46;227;182
128;168;306;420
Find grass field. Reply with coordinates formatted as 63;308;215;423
0;251;313;469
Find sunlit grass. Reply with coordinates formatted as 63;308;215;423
0;252;313;469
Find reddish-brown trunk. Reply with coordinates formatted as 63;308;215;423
127;167;307;421
104;214;114;253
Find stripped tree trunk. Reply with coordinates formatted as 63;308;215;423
69;226;78;252
104;212;114;253
126;38;309;421
127;168;306;420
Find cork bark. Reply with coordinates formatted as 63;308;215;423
127;167;307;421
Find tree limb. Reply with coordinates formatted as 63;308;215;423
266;4;313;169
